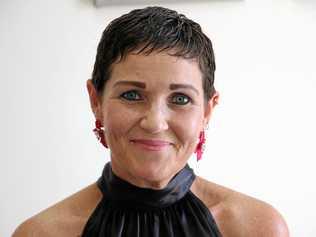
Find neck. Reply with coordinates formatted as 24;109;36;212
110;160;175;190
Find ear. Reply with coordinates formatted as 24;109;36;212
86;79;103;121
203;91;220;127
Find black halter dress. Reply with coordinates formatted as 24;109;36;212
81;162;222;237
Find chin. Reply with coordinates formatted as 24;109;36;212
112;149;186;189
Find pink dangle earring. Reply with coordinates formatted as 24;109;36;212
93;120;108;148
195;130;206;161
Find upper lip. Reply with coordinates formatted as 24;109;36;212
130;139;172;146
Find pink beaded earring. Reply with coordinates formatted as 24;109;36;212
195;130;206;161
93;120;108;148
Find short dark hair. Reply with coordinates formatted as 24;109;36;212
91;6;216;100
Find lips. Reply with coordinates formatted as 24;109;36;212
130;139;172;151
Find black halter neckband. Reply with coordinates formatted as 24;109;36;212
81;162;222;237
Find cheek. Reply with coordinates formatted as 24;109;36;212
172;109;204;149
102;103;138;141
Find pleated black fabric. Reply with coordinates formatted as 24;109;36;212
81;162;222;237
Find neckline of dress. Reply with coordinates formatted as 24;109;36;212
97;162;196;208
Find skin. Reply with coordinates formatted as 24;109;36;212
12;51;289;237
90;51;217;189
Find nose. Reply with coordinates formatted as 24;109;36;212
139;102;169;134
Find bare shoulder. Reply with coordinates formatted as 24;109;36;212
12;182;102;237
191;176;289;237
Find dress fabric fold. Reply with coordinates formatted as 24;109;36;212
81;162;222;237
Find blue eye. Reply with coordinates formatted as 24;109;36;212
171;94;191;105
120;90;141;101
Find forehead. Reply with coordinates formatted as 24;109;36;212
107;51;203;89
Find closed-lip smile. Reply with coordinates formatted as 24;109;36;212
130;139;172;151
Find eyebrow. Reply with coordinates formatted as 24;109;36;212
113;81;146;89
113;80;199;95
169;84;199;95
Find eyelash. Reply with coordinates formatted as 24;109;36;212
171;93;192;105
119;90;192;105
120;90;142;101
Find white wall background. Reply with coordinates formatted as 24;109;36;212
1;0;315;236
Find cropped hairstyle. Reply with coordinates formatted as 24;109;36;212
91;6;216;101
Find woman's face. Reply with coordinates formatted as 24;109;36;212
87;51;218;189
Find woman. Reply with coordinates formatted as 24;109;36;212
13;6;289;237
